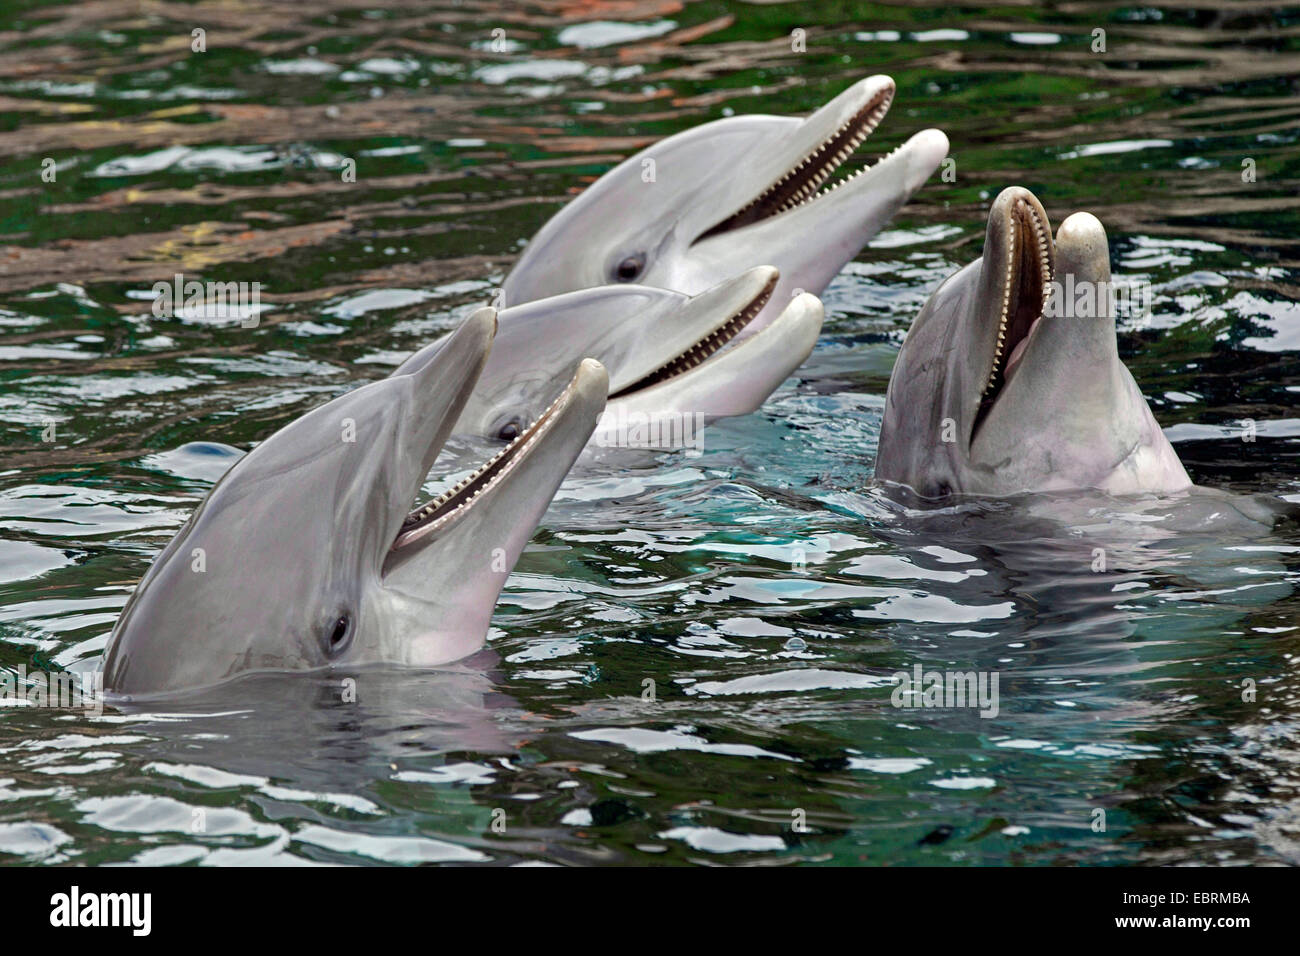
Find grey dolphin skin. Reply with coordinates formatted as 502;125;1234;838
503;75;948;340
102;309;608;697
875;186;1191;498
451;266;822;445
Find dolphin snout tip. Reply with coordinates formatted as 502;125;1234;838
462;304;499;345
903;128;950;191
832;75;896;120
780;292;825;347
790;291;824;318
1055;211;1110;278
915;127;948;157
574;357;610;398
990;185;1039;211
856;74;896;95
1056;211;1106;244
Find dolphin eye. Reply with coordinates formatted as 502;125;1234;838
497;420;522;442
614;254;645;282
324;614;351;657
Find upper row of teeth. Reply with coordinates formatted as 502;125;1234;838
983;200;1054;394
770;97;893;217
623;287;772;392
400;380;569;532
727;94;893;222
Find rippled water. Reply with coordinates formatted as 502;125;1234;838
3;0;1300;866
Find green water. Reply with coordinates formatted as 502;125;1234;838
2;0;1300;865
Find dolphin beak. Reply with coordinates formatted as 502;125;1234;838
687;76;947;336
703;124;948;280
383;357;608;573
692;76;947;244
374;356;607;667
380;306;500;549
608;266;779;397
601;291;824;427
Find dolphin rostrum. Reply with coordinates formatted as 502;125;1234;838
102;308;608;697
875;186;1191;498
451;265;823;446
503;75;948;343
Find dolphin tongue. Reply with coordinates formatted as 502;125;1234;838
1002;316;1040;383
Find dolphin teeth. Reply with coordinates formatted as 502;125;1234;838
608;272;779;399
695;84;895;240
396;373;575;541
981;196;1055;400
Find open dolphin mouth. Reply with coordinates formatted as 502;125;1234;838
391;367;581;551
608;271;778;398
972;194;1055;437
694;81;896;241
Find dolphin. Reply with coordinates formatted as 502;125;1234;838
874;186;1192;498
502;75;948;341
101;308;608;697
449;265;823;445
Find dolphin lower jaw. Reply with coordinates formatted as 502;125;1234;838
607;271;778;400
695;79;896;242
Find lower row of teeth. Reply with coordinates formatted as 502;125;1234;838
984;201;1053;394
401;382;568;530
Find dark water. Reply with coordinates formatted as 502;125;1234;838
2;0;1300;865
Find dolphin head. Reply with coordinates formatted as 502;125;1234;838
875;186;1191;498
503;75;947;335
456;266;823;444
102;309;608;697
